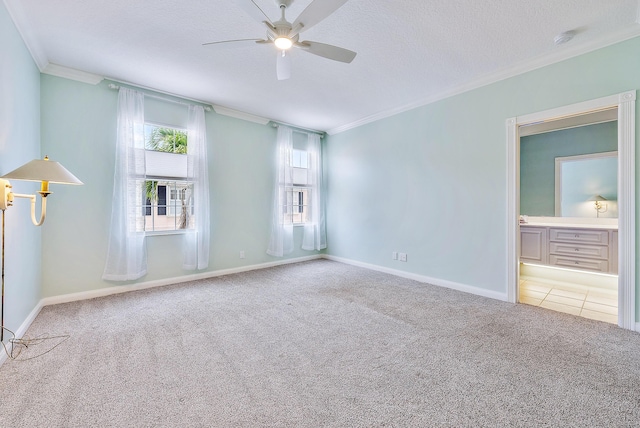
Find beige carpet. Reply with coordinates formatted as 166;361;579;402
1;259;639;427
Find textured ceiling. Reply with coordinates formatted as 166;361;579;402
5;0;640;133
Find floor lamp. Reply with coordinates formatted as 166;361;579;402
0;156;83;343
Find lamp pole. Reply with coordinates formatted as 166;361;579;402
1;209;5;342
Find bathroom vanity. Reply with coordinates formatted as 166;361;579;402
520;221;618;274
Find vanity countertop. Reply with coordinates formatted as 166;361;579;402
521;222;618;230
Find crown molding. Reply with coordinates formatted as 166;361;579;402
3;0;48;71
327;24;640;136
42;63;104;85
5;0;640;135
212;105;270;125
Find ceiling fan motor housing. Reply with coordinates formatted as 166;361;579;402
274;23;291;37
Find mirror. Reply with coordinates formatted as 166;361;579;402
555;151;617;218
519;111;618;218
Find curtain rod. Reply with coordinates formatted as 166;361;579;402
107;83;212;112
270;121;325;138
108;83;324;135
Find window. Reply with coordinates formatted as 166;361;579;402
137;124;194;232
284;187;308;224
292;149;308;168
267;126;325;257
104;89;210;278
285;149;309;225
140;180;194;231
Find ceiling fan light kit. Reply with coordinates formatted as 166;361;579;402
274;37;293;50
205;0;357;80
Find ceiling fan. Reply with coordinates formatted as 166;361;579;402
204;0;357;80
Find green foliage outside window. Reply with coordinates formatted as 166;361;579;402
147;127;188;154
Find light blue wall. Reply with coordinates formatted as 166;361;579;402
40;77;322;297
520;121;617;216
325;36;640;297
0;2;42;338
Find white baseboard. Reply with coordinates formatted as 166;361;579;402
0;299;45;366
42;255;323;307
323;254;509;302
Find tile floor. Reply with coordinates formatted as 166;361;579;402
519;278;618;324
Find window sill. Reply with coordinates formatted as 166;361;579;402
144;230;191;237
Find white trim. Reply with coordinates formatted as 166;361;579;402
0;299;45;366
506;117;519;304
516;94;625;126
328;26;640;136
323;255;508;302
506;91;636;330
616;94;636;330
212;106;270;125
15;254;511;310
518;109;618;137
42;63;104;85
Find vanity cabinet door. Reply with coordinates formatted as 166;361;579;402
520;227;547;264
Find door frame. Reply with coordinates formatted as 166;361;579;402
506;91;636;330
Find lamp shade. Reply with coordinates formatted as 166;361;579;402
590;195;607;202
1;157;82;185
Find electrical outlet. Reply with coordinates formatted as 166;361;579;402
399;253;407;262
392;251;398;260
239;251;245;259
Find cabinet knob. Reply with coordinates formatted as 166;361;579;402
575;234;579;238
575;261;579;265
575;248;579;251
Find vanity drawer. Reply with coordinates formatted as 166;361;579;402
549;228;609;245
549;242;608;259
549;255;609;272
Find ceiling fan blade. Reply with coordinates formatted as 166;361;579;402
232;0;273;26
277;50;291;81
292;0;349;34
296;41;356;63
202;38;265;46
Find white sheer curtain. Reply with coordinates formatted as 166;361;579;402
183;105;210;270
103;88;147;280
267;126;294;257
302;132;327;251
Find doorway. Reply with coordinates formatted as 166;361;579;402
506;91;636;330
